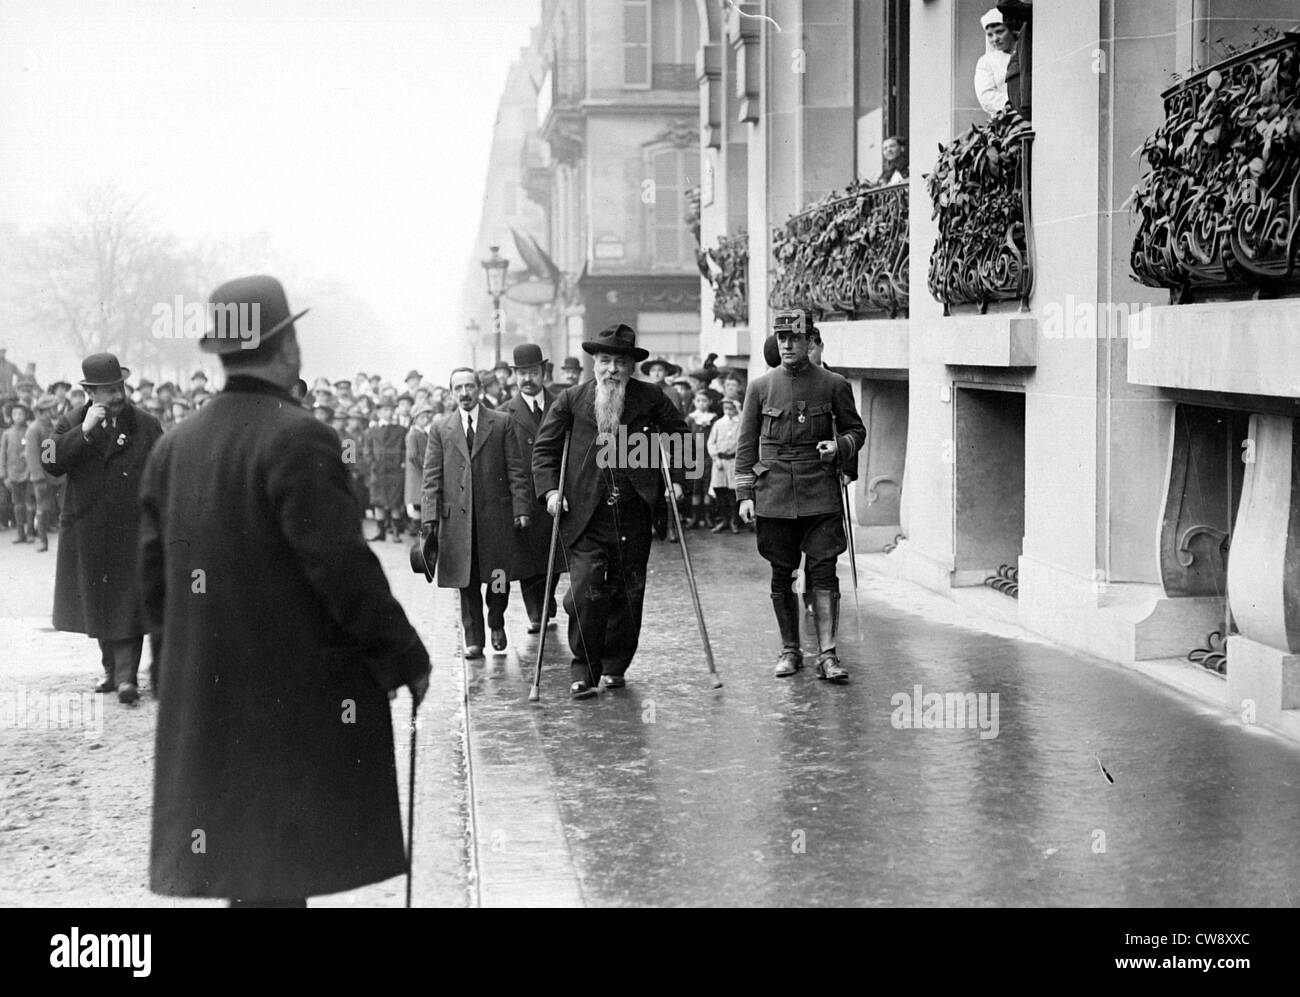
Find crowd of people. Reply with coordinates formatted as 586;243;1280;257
10;270;865;905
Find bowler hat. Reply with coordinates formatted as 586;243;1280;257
511;343;547;369
582;323;648;362
200;275;309;355
640;356;681;376
79;353;130;387
410;535;437;582
561;356;582;372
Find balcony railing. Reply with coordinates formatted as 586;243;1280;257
926;112;1035;313
698;231;748;326
769;180;909;319
1130;30;1300;301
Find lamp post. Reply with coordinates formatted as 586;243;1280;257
466;318;481;370
481;245;510;366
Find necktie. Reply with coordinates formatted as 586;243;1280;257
465;413;474;451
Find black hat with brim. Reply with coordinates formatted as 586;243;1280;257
79;353;130;387
200;275;309;355
582;323;648;362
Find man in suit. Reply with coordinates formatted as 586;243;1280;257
140;276;430;907
533;323;691;699
47;353;165;704
501;343;562;634
421;367;532;659
404;403;433;536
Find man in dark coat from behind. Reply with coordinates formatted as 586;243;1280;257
501;343;562;633
140;276;431;906
47;353;164;704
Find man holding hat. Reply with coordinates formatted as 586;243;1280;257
532;323;691;699
421;367;533;659
140;275;430;906
735;309;866;684
47;352;164;703
503;342;563;633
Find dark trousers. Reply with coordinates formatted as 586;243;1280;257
756;513;845;595
564;497;652;685
519;570;561;624
460;520;508;648
98;636;143;687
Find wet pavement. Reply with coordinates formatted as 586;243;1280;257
465;526;1300;907
5;519;1300;907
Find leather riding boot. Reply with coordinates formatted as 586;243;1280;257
812;589;848;682
771;592;803;677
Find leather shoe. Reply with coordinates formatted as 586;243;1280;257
775;650;803;678
94;679;115;694
570;681;598;700
816;652;849;683
527;618;541;634
600;674;626;688
464;644;484;659
117;682;140;704
491;628;507;652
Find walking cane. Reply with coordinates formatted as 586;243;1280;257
529;431;570;703
832;415;864;641
658;438;723;689
405;698;417;908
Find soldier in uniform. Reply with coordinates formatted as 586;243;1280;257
736;309;866;684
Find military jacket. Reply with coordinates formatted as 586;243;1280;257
735;361;865;518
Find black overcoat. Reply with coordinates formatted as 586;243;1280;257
420;406;532;590
47;402;164;640
139;376;429;899
501;387;559;578
532;377;690;547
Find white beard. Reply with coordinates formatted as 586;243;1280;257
594;377;626;438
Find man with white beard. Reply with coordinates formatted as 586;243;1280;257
532;324;692;699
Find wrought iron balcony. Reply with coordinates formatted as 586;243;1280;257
1130;30;1300;301
769;179;909;319
926;112;1035;313
697;231;748;326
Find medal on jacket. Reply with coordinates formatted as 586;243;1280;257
796;401;807;424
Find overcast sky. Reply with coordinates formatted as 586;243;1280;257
0;0;538;383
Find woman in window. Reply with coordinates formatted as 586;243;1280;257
974;8;1017;117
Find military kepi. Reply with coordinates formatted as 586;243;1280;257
201;275;309;355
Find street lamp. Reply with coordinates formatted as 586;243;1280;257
481;245;510;365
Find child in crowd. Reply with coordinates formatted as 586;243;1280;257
707;396;742;533
685;389;718;528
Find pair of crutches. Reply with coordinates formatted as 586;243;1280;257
528;432;722;702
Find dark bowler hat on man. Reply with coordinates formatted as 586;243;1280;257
582;323;649;361
561;356;582;372
79;353;131;387
199;275;309;355
511;343;547;369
